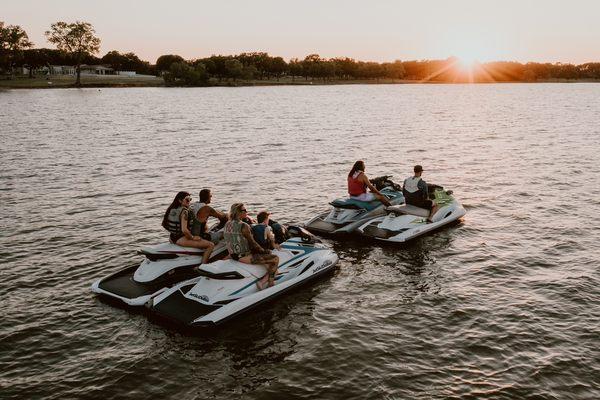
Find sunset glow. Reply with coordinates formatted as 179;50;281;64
3;0;600;64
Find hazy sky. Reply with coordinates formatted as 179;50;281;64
4;0;599;64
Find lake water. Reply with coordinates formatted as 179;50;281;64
1;84;599;399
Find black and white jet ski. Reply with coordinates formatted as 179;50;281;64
305;176;405;236
91;235;228;307
149;227;338;328
357;186;466;242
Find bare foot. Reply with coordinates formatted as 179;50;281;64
256;274;269;290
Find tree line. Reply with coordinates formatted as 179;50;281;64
2;20;600;87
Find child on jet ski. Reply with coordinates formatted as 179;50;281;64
252;211;283;250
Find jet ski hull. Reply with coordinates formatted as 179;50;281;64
305;184;405;235
91;242;227;307
150;240;339;328
358;198;466;243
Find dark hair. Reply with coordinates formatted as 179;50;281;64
199;188;211;203
257;211;270;223
348;160;365;178
162;191;190;230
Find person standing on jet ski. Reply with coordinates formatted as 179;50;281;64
190;189;228;243
224;203;280;290
403;165;439;223
162;191;215;264
348;160;392;207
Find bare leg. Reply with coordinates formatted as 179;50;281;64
177;237;215;263
241;254;279;289
428;205;440;222
375;193;392;207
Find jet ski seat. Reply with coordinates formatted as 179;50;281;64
329;197;381;211
386;204;430;217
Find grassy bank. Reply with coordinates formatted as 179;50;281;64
0;74;164;89
1;74;597;89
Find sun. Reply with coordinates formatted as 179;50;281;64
456;55;478;70
452;48;483;71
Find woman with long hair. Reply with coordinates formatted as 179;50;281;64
347;160;392;206
162;191;215;264
223;203;279;290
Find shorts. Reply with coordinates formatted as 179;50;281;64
409;199;434;210
251;252;277;264
169;232;184;243
350;193;376;202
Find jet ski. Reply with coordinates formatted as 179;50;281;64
91;233;228;307
149;226;338;328
305;175;405;236
357;186;466;242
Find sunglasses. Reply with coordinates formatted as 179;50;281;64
240;208;248;212
185;197;192;202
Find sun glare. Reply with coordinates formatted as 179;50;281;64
456;54;478;70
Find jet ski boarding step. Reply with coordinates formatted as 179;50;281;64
96;265;199;300
362;224;404;239
151;283;220;325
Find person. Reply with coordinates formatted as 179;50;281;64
252;211;281;250
347;160;392;206
403;165;439;223
162;191;215;264
190;188;228;243
224;203;280;290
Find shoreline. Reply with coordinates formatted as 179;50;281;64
1;75;599;89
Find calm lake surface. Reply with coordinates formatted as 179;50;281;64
1;84;599;399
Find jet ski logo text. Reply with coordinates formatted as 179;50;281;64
189;293;209;302
313;260;333;274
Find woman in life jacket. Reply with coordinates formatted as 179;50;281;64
162;191;215;264
224;203;279;290
347;160;392;207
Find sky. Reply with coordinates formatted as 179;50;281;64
3;0;600;64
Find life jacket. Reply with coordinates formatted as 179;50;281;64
403;176;426;204
348;171;367;196
251;224;271;248
224;220;251;256
189;202;207;236
165;206;188;235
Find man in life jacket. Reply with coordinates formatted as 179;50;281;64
190;188;229;242
403;165;438;223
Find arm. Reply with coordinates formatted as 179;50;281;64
180;210;196;240
242;224;267;253
209;207;228;223
418;179;428;200
361;174;383;196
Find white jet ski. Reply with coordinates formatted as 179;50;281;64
305;176;405;236
91;233;228;307
357;186;466;242
149;227;338;328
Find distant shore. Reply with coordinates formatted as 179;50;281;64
1;74;598;89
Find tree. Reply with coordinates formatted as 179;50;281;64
0;22;33;77
23;49;51;78
45;21;101;86
163;61;208;86
224;58;244;82
102;50;151;74
156;54;184;75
